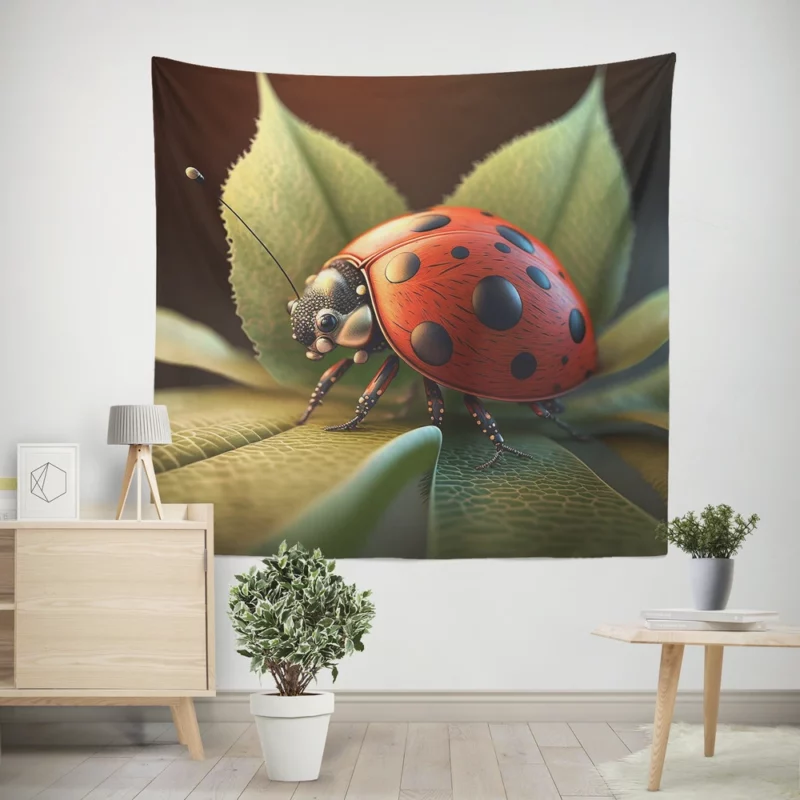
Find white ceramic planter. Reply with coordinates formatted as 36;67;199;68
690;557;734;610
250;691;334;782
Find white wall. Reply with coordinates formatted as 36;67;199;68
2;0;799;693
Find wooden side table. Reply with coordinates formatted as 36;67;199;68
592;623;800;791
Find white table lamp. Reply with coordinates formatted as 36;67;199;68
108;405;172;520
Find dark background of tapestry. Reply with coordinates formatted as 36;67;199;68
153;54;674;390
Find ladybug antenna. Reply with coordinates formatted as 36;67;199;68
185;166;300;300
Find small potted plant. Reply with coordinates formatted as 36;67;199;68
656;504;760;610
228;541;375;781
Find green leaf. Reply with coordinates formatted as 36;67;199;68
223;73;408;390
445;72;633;326
600;434;668;502
428;429;664;558
152;387;302;473
567;363;669;430
597;289;669;377
275;426;442;556
154;387;424;555
155;307;274;389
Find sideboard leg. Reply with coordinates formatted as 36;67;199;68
175;697;204;760
170;703;187;744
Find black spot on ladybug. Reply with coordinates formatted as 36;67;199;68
494;242;511;253
511;352;537;380
569;309;586;343
585;369;594;379
497;225;535;254
410;214;450;232
558;270;565;278
385;252;421;284
553;383;562;393
526;266;551;290
472;276;523;331
561;355;569;365
451;246;470;259
411;321;453;366
480;210;494;217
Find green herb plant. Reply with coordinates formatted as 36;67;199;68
656;504;760;558
228;541;376;696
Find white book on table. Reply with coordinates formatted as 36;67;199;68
644;618;768;631
641;608;778;624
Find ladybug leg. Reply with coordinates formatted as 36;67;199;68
324;355;400;432
463;394;534;471
529;401;589;440
297;358;354;425
423;378;444;427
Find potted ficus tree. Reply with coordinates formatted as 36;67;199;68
656;504;760;610
228;541;375;781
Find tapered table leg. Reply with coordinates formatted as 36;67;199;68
170;704;187;744
704;645;724;757
648;643;684;791
173;697;204;760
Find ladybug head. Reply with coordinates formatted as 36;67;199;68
288;258;374;361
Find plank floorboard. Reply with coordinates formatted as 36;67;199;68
0;750;94;800
490;723;556;800
528;723;580;748
345;722;407;800
185;756;263;799
83;759;172;800
135;723;249;800
293;722;368;800
35;757;129;800
401;722;452;795
569;723;630;764
238;765;297;799
608;722;650;753
449;723;505;800
540;747;612;797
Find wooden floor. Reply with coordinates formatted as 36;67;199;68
0;720;651;799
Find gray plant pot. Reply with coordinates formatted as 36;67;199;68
690;557;734;610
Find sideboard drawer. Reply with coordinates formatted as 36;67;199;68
15;530;207;690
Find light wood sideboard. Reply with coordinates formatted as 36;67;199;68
0;503;215;759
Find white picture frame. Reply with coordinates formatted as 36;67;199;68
17;443;80;520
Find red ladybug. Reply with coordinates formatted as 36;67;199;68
185;170;597;469
288;206;597;469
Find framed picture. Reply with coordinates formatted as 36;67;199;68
17;444;80;520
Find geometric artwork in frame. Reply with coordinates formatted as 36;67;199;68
17;444;80;520
152;54;673;559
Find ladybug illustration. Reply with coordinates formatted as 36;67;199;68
186;170;597;469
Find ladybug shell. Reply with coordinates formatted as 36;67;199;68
340;206;597;403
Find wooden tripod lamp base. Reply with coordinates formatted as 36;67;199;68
108;405;172;522
116;444;164;521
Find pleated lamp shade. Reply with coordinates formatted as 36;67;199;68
107;405;173;445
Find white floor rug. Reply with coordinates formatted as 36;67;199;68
599;723;800;799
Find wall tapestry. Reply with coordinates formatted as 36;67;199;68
153;54;674;558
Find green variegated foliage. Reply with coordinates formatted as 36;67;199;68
156;69;670;557
655;505;760;559
229;541;375;695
